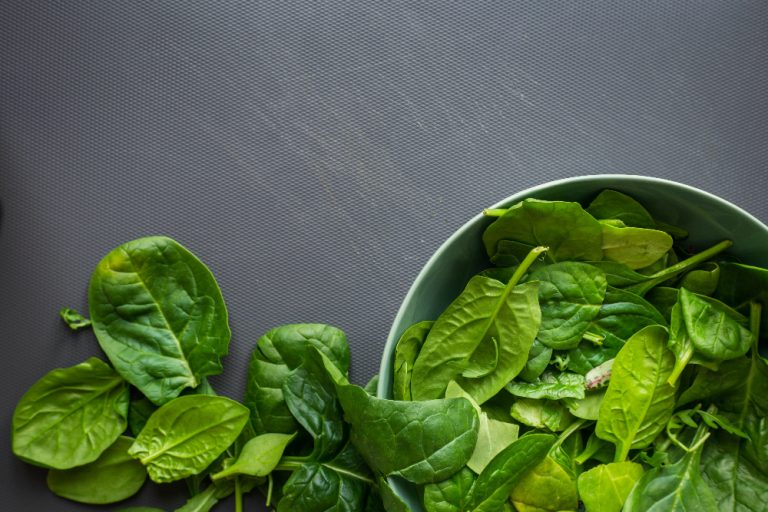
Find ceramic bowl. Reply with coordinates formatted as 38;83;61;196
376;174;768;509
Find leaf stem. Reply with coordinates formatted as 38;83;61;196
667;346;693;386
627;240;732;295
483;208;508;217
551;419;588;454
750;301;762;351
582;331;605;346
235;477;242;512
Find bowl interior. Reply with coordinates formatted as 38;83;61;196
377;174;768;509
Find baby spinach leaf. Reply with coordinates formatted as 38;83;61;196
466;434;555;512
600;222;673;270
88;236;230;405
128;397;157;438
510;398;574;432
245;323;349;435
565;389;605;420
282;351;345;459
211;433;294;481
586;189;656;229
336;384;478;484
490;240;545;266
701;430;768;511
174;485;221;512
577;461;644;512
506;371;585;400
680;288;753;360
128;395;249;483
393;321;432;400
624;425;718;512
526;261;607;350
277;441;372;512
411;247;543;403
645;286;679;321
596;325;677;461
679;262;720;296
518;338;552;382
12;357;129;469
59;307;92;330
482;199;603;262
509;455;579;512
47;436;146;504
423;467;475;512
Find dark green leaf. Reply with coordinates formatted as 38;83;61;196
128;397;157;438
518;338;552;382
128;395;249;483
482;199;603;262
337;384;478;484
47;436;146;504
586;189;655;229
12;357;129;469
245;324;349;436
393;321;432;400
467;434;555;512
526;262;607;350
423;467;475;512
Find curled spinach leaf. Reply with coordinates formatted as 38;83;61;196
88;236;230;405
59;307;92;330
393;321;432;400
12;357;129;469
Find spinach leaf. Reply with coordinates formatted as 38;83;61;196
174;484;221;512
128;395;249;483
336;384;478;484
566;286;665;374
46;436;146;504
466;434;555;512
701;431;768;511
526;261;607;350
596;325;677;461
565;389;605;420
624;424;718;512
364;374;380;395
12;357;129;469
423;467;475;512
282;351;345;459
518;338;552;382
211;433;294;481
715;261;768;333
600;222;673;270
375;477;412;512
88;236;230;405
393;321;432;400
585;260;648;287
586;189;656;229
506;371;585;400
59;307;92;330
411;247;543;403
645;286;679;322
277;441;372;512
510;398;574;432
245;323;349;435
482;199;603;262
577;461;644;512
509;455;579;512
679;262;720;296
128;397;157;437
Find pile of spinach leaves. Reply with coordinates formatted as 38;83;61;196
12;236;478;511
394;189;768;512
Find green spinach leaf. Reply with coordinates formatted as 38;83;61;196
518;338;552;382
509;455;579;512
12;357;129;469
586;189;656;229
88;236;230;405
506;371;585;400
211;433;294;481
423;467;475;512
411;247;543;403
510;398;574;432
467;434;555;512
393;321;432;400
596;325;677;461
526;261;607;350
245;323;349;435
600;222;673;270
482;199;603;262
59;307;92;330
47;436;146;504
336;384;478;484
577;461;644;512
128;395;249;483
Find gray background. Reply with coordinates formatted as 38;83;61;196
2;1;767;510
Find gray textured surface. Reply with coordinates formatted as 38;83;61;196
1;1;767;510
